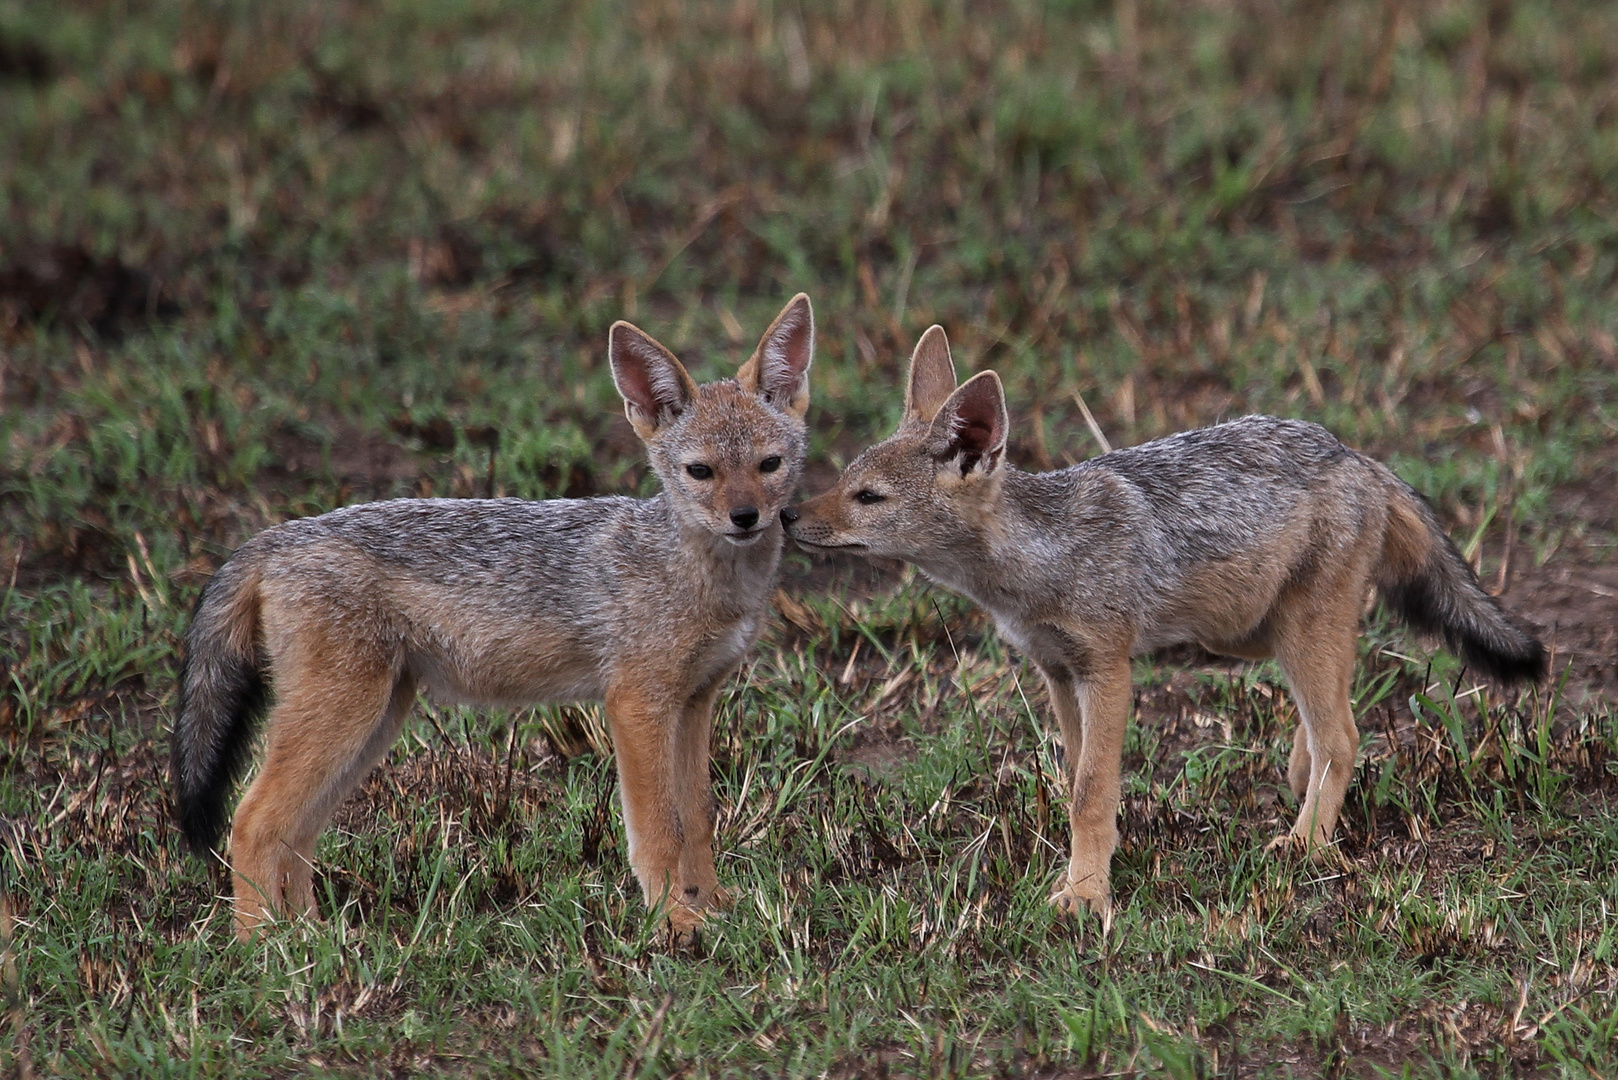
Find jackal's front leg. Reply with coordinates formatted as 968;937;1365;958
672;677;731;913
604;681;684;918
1043;656;1131;918
604;677;724;938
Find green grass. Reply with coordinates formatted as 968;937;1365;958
4;0;1618;1075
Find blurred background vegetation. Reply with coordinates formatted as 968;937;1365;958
4;0;1617;551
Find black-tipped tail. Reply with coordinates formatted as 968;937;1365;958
171;561;268;855
1378;485;1546;685
1381;562;1546;684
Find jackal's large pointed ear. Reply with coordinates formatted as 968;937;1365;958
926;371;1008;476
736;293;813;418
904;325;957;423
610;321;699;441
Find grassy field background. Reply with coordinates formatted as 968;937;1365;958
4;0;1618;1075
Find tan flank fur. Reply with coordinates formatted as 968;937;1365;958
783;327;1545;917
173;296;817;939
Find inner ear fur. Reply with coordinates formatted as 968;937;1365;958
736;293;814;418
904;325;958;423
927;370;1008;474
609;321;699;441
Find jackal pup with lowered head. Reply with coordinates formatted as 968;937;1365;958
174;296;816;939
783;326;1544;917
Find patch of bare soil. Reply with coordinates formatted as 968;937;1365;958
1509;558;1618;706
0;243;179;340
264;420;435;501
0;28;55;85
838;729;917;780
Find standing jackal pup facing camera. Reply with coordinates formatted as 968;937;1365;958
784;327;1544;917
174;295;815;939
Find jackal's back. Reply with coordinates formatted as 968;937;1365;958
1081;415;1364;562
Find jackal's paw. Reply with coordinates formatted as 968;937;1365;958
1264;831;1340;863
664;901;710;947
675;882;734;911
233;905;325;942
1049;883;1110;919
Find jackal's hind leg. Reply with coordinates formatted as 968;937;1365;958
1287;724;1312;802
1271;599;1361;855
230;659;411;939
281;673;417;921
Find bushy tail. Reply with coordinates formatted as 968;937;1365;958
172;555;268;855
1376;473;1545;684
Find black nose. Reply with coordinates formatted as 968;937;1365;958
730;506;760;530
780;506;800;525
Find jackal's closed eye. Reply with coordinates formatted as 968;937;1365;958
759;455;782;474
686;463;713;480
855;489;886;505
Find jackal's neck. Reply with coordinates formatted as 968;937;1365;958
648;492;785;603
913;466;1083;611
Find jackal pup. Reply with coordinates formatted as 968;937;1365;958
783;326;1543;916
174;296;815;938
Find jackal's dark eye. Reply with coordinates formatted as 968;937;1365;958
759;455;782;474
855;489;886;505
686;463;713;480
